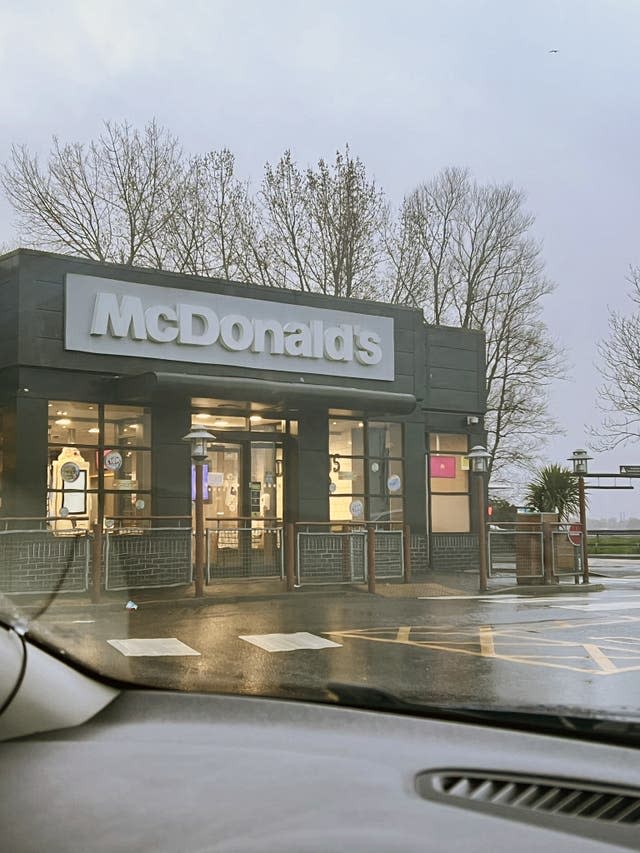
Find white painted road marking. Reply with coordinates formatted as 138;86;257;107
107;638;200;656
554;601;640;612
239;632;342;652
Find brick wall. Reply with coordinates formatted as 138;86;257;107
0;531;89;593
297;532;366;583
429;533;479;572
105;528;192;590
374;531;404;579
410;534;429;574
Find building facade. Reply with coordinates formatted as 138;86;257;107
0;250;486;588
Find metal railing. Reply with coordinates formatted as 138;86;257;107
104;516;192;591
296;523;367;586
487;523;544;579
0;516;91;594
551;528;582;578
295;521;406;587
206;517;284;581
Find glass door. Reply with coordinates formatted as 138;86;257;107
248;441;284;577
200;443;242;523
250;442;283;523
196;439;284;578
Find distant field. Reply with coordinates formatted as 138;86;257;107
588;535;640;555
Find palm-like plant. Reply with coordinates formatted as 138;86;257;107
524;464;582;521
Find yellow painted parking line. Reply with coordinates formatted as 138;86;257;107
479;626;495;657
328;614;640;676
583;644;618;673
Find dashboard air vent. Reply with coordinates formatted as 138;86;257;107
417;771;640;825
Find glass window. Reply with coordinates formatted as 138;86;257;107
329;419;364;456
368;422;402;457
428;433;470;532
329;418;404;522
104;449;152;492
330;458;365;496
192;412;248;431
104;405;151;447
430;455;469;493
249;416;285;432
367;458;403;496
48;401;99;445
429;433;468;453
431;495;470;533
47;401;152;529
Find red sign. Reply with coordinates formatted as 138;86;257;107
430;456;456;478
568;523;582;547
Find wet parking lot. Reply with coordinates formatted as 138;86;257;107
27;559;640;719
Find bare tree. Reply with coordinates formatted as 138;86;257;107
2;120;183;266
387;167;564;476
592;267;640;449
259;146;386;298
161;148;255;281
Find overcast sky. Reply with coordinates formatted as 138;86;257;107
1;0;639;518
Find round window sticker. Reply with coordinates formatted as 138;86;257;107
370;461;380;473
329;482;337;494
387;474;402;493
60;461;80;483
104;450;123;471
349;499;364;518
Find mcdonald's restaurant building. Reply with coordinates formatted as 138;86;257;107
0;250;487;592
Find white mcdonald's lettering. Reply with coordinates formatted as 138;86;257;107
89;292;383;366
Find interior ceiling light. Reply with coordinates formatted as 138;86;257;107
250;415;262;423
88;427;100;434
55;418;72;426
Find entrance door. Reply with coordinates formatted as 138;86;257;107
197;439;284;579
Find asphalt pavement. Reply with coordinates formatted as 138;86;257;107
24;558;640;720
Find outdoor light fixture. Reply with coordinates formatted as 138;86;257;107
182;428;216;462
568;448;592;475
467;445;492;593
468;445;491;474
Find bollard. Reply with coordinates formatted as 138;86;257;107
285;522;296;591
403;524;412;583
91;522;102;604
367;525;376;594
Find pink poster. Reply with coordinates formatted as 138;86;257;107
430;456;456;478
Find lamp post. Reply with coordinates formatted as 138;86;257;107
183;428;215;597
568;449;592;585
468;445;492;593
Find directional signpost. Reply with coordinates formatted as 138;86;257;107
620;465;640;476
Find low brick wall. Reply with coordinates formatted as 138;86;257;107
374;531;404;579
0;530;89;593
105;528;192;590
429;533;479;572
410;534;429;574
297;531;366;584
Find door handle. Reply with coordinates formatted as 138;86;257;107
275;459;283;478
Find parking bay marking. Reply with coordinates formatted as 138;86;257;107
327;615;640;676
